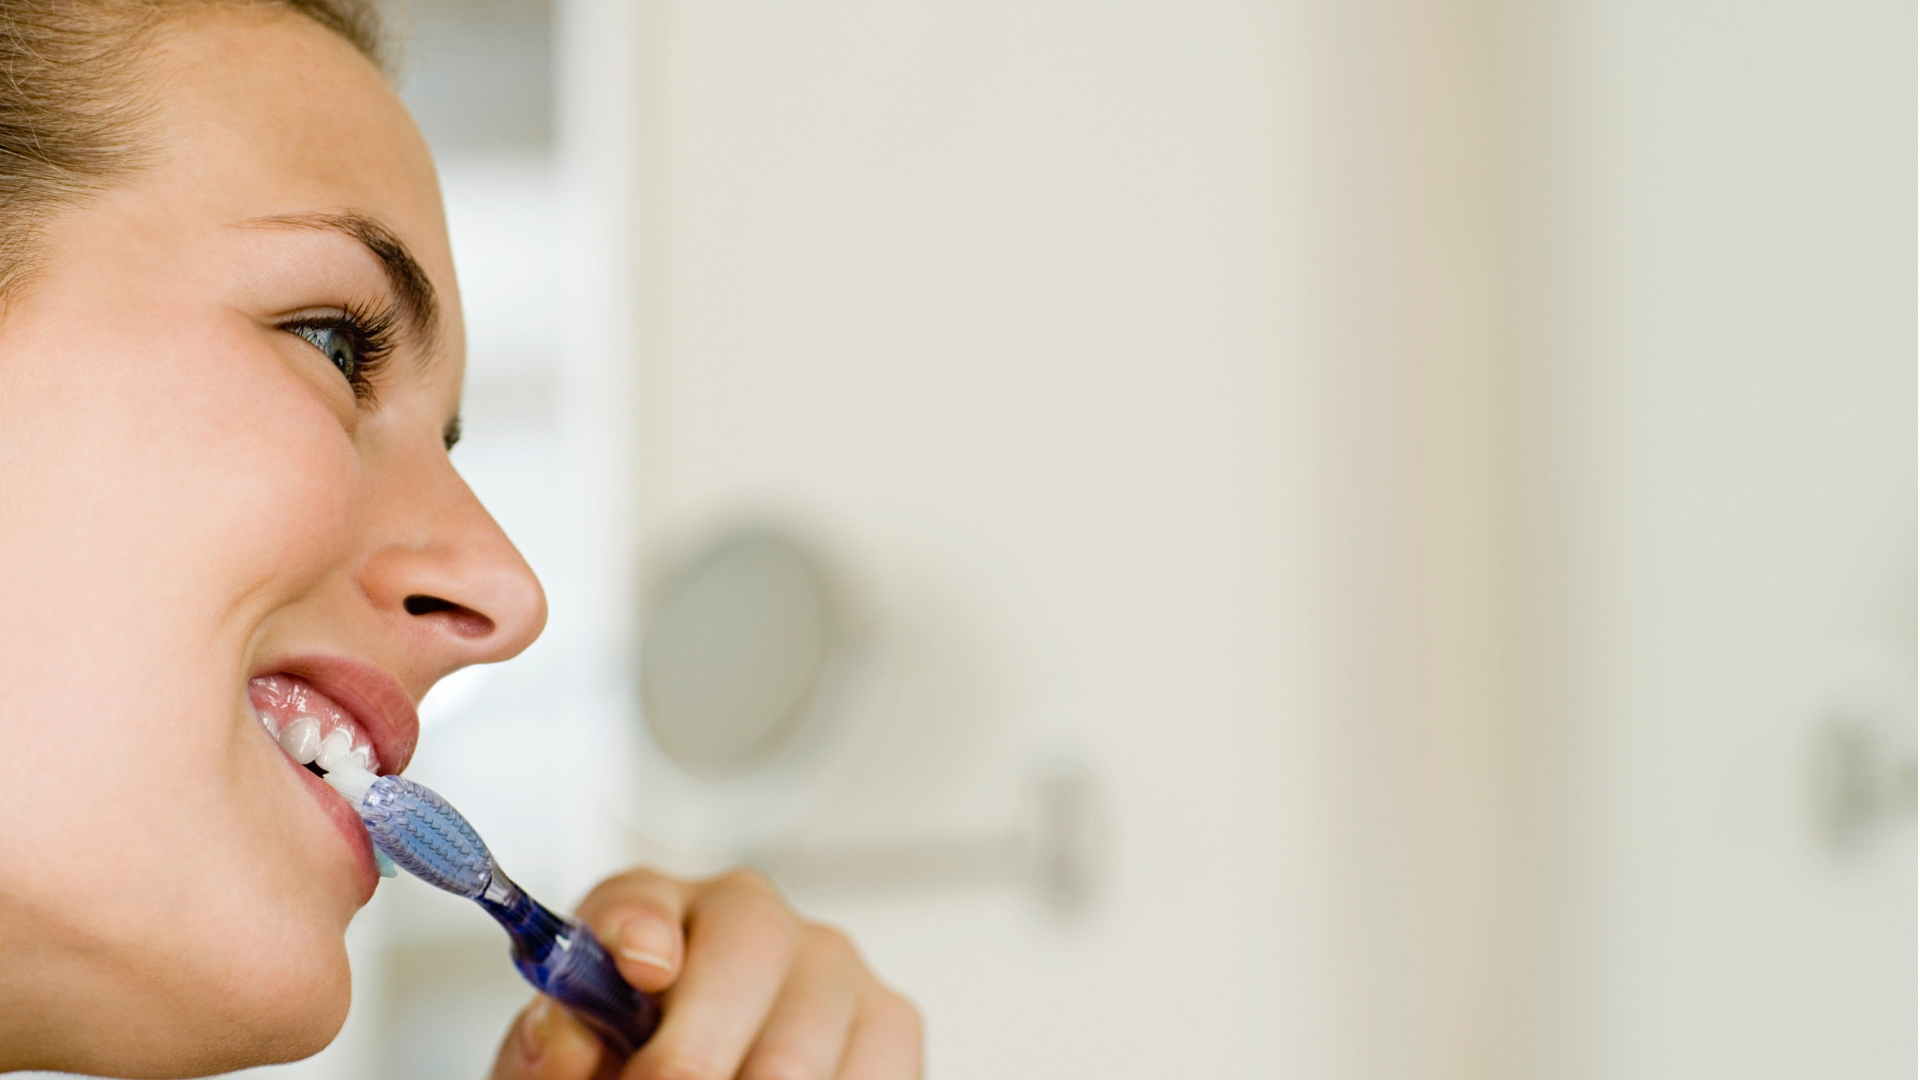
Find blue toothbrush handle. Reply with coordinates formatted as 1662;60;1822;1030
479;876;662;1058
353;774;661;1058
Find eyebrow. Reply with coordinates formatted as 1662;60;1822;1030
241;211;461;447
240;211;442;352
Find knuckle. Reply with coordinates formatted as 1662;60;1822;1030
871;990;924;1042
644;1047;730;1080
594;866;669;896
713;866;777;897
742;895;800;951
705;877;797;941
742;1050;826;1080
576;866;683;921
802;922;857;965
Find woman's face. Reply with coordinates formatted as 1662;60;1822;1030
0;9;544;1074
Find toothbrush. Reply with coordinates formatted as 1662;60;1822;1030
323;763;662;1058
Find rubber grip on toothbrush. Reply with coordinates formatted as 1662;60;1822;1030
478;883;663;1058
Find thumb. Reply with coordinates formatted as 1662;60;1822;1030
489;995;610;1080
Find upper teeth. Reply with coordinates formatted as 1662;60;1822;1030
262;710;373;773
280;716;322;763
315;730;355;771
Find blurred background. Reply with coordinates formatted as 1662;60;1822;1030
236;0;1914;1076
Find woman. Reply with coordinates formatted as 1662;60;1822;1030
0;0;920;1076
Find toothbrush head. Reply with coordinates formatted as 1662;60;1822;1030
326;765;663;1057
355;773;495;898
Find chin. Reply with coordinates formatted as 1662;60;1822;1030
197;928;354;1075
83;924;354;1080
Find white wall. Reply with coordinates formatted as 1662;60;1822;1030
629;4;1319;1076
1503;0;1917;1076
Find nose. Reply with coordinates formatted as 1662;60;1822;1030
357;448;548;675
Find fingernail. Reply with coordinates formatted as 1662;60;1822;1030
615;915;676;972
517;996;552;1066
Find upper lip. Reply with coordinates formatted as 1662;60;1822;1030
260;655;420;775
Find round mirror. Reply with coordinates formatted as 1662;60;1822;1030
640;528;842;778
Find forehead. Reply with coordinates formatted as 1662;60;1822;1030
139;7;460;336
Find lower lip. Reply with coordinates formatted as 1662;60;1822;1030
284;754;380;902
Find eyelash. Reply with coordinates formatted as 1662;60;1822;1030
279;301;399;404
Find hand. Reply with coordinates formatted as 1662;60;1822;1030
488;868;922;1080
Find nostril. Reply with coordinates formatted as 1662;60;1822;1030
404;595;457;616
403;594;496;637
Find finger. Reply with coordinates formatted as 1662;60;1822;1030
574;868;695;994
624;870;799;1080
834;990;923;1080
489;995;610;1080
736;924;867;1080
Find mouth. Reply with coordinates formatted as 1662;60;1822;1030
248;658;419;779
248;659;422;895
251;674;381;775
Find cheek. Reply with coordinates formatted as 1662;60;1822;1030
0;304;363;1053
3;309;359;637
0;301;362;758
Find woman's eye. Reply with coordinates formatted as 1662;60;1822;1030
280;307;396;404
290;322;360;382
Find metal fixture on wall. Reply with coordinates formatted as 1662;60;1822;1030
1806;642;1918;856
631;524;882;858
747;758;1104;919
631;523;1104;915
641;528;844;778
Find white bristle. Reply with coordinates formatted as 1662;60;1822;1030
323;761;378;810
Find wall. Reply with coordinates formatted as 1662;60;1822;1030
1503;0;1917;1076
629;4;1314;1075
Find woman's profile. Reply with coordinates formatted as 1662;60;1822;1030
0;1;920;1075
